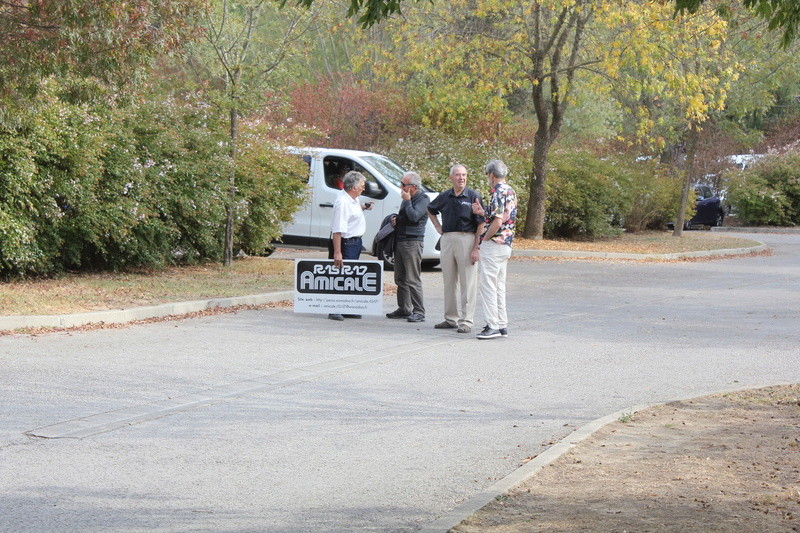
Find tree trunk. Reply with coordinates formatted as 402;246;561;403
518;3;590;240
523;129;551;239
672;122;699;238
224;107;238;266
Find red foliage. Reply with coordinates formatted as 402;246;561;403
1;0;202;89
758;113;800;153
287;74;417;150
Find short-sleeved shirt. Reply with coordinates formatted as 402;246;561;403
427;187;483;233
330;191;366;238
484;182;517;246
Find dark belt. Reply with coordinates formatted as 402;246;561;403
341;236;362;243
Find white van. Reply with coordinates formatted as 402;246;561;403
725;153;766;170
279;147;441;268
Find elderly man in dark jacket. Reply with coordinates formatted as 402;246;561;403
386;172;430;323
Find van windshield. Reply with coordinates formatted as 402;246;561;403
362;155;431;192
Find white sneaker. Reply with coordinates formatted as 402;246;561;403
476;326;502;339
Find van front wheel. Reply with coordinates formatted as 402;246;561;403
375;240;395;271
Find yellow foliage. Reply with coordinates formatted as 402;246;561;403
593;0;744;146
350;0;746;146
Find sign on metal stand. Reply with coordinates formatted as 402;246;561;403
294;259;383;316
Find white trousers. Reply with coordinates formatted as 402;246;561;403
440;232;479;327
478;240;512;330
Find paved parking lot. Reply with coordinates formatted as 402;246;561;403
1;232;798;532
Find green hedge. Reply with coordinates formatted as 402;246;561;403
545;154;682;238
0;79;306;278
727;152;800;226
386;128;682;240
543;153;628;239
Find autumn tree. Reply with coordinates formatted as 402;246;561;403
358;0;597;239
187;0;314;265
600;1;800;235
285;0;800;44
288;0;799;240
522;1;595;239
0;0;203;94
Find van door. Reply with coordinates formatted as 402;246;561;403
278;154;316;247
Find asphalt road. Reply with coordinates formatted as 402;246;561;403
1;232;798;532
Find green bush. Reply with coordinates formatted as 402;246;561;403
114;99;232;267
0;131;49;275
727;153;800;226
384;126;530;196
618;159;683;233
35;93;231;272
0;80;107;276
235;125;310;255
544;153;628;240
0;78;306;278
545;154;683;238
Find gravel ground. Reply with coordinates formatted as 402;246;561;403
453;384;800;533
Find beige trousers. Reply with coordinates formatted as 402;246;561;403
440;232;478;327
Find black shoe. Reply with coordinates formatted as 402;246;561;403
386;309;410;319
434;321;457;329
343;314;362;319
407;313;425;323
328;314;344;321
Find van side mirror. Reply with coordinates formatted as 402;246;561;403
362;180;386;199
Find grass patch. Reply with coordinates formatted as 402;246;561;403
0;257;294;316
0;231;764;317
516;231;760;254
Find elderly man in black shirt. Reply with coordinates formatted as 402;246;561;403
386;171;431;323
426;164;484;333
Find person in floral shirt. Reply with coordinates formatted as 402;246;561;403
472;159;517;339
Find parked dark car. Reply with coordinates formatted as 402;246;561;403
669;184;725;230
690;184;725;227
689;184;725;228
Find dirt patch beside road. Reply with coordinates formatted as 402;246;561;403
453;384;800;533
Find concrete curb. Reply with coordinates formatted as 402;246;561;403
417;404;650;533
712;226;800;234
0;291;294;332
512;241;768;260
